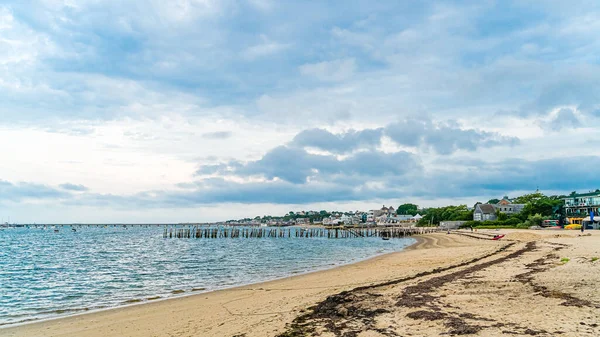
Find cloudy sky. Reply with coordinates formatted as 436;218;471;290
1;0;600;223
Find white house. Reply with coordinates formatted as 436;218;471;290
411;214;423;222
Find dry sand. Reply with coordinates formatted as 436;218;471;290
2;230;599;337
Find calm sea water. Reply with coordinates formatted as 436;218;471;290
0;226;414;326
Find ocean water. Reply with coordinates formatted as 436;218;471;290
0;226;414;326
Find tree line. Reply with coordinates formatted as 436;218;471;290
413;192;566;228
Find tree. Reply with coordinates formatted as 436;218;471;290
496;211;508;221
488;198;500;204
518;194;563;219
513;192;545;204
396;203;419;215
524;214;545;227
418;205;473;226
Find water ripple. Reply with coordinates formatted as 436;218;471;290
0;226;413;325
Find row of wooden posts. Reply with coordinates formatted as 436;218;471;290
163;226;440;239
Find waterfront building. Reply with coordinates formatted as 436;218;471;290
495;203;525;215
473;201;525;222
473;204;497;221
562;191;600;216
495;196;525;214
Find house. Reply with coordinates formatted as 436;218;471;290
381;205;389;215
495;203;525;214
367;209;384;222
340;214;353;224
385;215;413;223
323;216;341;226
562;191;600;217
388;206;396;215
493;196;524;214
498;197;511;206
473;204;497;221
411;214;423;222
394;214;413;222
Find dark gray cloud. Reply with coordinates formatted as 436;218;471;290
59;183;89;192
193;120;517;185
201;131;233;139
385;119;519;155
67;180;359;208
413;156;600;198
63;155;600;208
520;66;600;117
0;180;70;202
287;119;518;156
8;153;600;210
222;146;419;184
544;108;581;131
383;119;427;147
291;128;383;154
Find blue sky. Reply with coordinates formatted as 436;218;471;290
1;0;600;223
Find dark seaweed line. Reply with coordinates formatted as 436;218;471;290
352;241;516;292
276;241;518;336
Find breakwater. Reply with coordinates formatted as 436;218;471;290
163;226;439;239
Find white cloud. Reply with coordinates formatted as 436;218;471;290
3;1;600;222
242;35;291;60
247;0;273;12
299;58;356;82
0;7;56;67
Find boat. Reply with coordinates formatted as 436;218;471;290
491;234;505;240
382;237;390;240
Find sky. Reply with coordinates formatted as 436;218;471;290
1;0;600;223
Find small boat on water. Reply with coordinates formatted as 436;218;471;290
54;229;59;233
382;237;390;241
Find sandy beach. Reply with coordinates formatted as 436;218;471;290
2;230;599;337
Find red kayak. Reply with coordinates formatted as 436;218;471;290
492;234;505;240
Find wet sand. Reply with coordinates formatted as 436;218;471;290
2;230;599;337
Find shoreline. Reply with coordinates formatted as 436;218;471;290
4;230;598;336
0;237;419;330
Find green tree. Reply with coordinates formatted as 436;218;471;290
513;192;545;204
418;205;473;226
488;198;500;204
518;195;563;220
524;214;545;227
496;211;508;221
396;203;419;215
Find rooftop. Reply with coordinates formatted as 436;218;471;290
477;204;496;214
562;191;600;199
